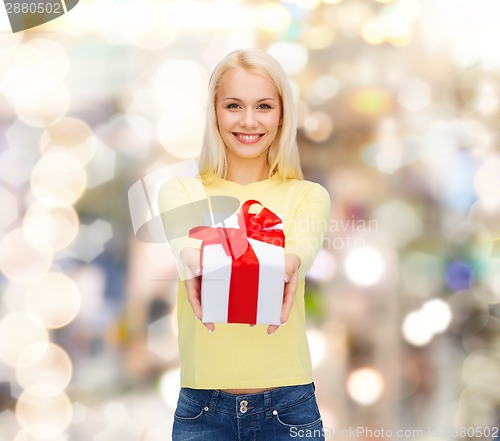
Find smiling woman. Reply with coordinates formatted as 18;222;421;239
159;48;331;441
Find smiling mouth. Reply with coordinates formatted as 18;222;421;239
232;132;265;143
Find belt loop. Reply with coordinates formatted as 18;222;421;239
264;390;273;419
207;390;219;416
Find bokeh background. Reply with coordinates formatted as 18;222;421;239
1;0;500;440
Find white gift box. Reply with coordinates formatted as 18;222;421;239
201;237;285;325
191;202;285;325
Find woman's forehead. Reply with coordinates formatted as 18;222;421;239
218;68;279;98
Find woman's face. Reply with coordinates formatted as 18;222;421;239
215;67;282;167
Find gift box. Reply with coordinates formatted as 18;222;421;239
189;200;285;325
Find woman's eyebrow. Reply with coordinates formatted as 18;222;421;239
222;97;277;102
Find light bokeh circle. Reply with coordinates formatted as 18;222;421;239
25;272;81;329
16;386;73;438
0;44;47;101
0;228;52;283
157;109;205;158
16;342;73;393
346;367;384;406
14;429;67;441
22;203;79;252
40;117;96;166
152;59;208;111
0;312;49;367
14;85;71;128
30;152;87;207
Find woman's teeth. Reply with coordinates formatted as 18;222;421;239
236;134;261;141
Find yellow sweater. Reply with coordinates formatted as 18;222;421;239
159;173;330;389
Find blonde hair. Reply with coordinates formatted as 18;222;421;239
199;48;303;181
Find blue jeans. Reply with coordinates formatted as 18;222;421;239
172;383;324;440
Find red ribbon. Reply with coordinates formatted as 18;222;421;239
189;200;285;324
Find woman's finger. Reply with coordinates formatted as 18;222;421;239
185;276;202;320
267;324;279;335
280;271;298;324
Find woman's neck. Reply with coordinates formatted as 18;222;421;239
225;159;270;185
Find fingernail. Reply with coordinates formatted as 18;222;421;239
284;276;289;283
268;331;274;336
281;321;287;326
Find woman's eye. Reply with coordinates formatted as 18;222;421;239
258;103;272;109
227;103;240;109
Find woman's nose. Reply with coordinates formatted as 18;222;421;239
240;110;258;128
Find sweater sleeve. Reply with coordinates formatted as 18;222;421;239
284;182;331;280
158;176;206;267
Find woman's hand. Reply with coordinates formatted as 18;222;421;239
267;254;300;336
180;248;215;332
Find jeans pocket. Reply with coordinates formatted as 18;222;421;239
174;392;206;422
273;394;322;429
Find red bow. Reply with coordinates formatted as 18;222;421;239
189;199;284;258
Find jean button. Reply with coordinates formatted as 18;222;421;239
240;400;248;413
